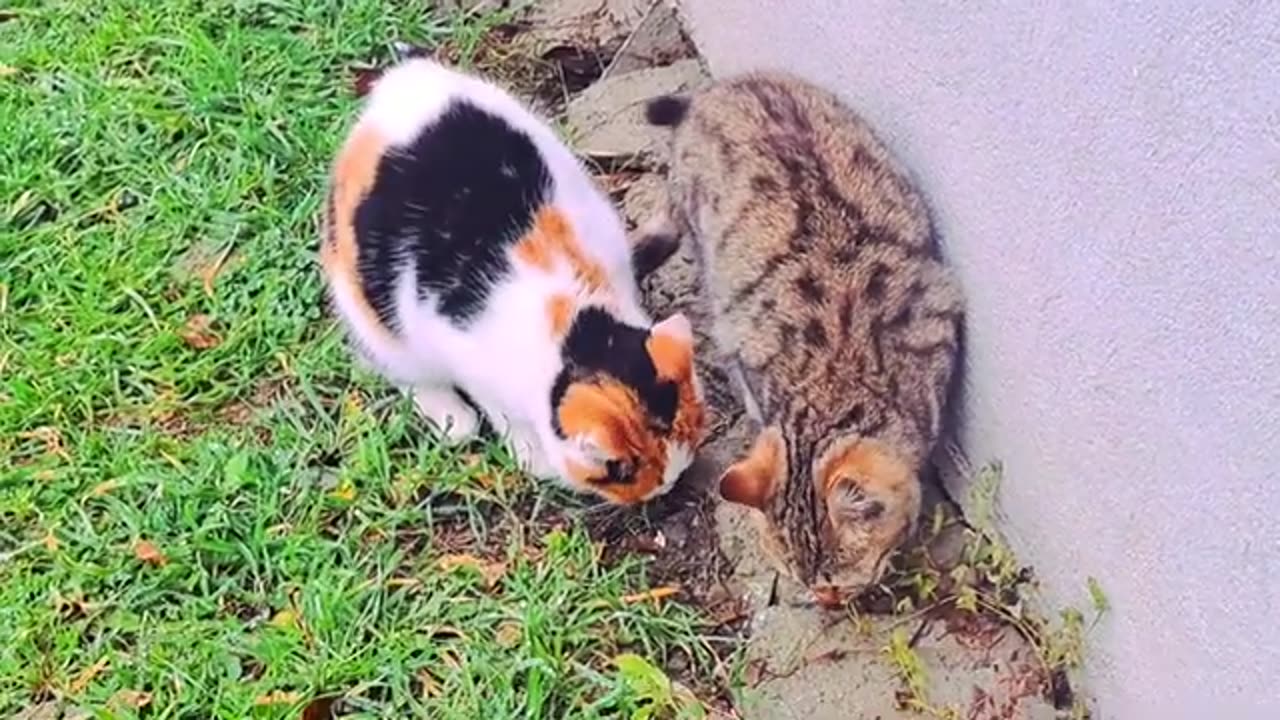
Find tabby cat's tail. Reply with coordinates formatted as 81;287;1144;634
644;95;690;127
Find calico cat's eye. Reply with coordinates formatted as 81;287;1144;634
604;458;635;483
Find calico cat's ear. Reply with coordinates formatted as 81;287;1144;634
651;312;692;343
718;427;786;511
646;313;694;380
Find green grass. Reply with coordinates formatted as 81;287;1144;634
0;1;719;716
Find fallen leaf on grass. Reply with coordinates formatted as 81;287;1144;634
52;591;94;619
300;695;338;720
90;479;121;497
200;242;236;297
494;621;522;649
69;657;110;693
436;554;506;589
269;608;299;630
417;669;443;699
109;689;152;710
18;426;70;461
43;529;59;552
254;690;302;706
133;540;168;566
178;314;220;350
330;481;357;502
620;586;680;605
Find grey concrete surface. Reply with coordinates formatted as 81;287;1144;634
677;1;1280;718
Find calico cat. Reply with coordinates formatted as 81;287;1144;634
635;72;964;605
320;58;706;505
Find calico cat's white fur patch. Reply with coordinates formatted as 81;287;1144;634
320;58;707;505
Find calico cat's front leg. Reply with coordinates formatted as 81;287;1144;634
411;385;481;443
511;430;559;480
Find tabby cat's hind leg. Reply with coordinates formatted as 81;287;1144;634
412;385;480;443
631;211;683;281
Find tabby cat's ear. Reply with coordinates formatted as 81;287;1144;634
718;427;786;511
827;478;887;523
646;313;694;380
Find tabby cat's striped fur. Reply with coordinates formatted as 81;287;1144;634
636;72;965;606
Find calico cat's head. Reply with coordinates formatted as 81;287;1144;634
550;308;706;505
719;428;921;608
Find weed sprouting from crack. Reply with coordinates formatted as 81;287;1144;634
865;458;1109;719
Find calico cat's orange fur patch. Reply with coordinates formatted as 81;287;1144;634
556;379;667;504
323;124;394;339
816;439;913;500
546;294;574;337
515;207;609;290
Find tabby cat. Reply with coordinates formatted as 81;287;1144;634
320;58;706;505
635;71;964;604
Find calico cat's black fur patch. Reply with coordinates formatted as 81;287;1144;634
354;100;552;328
550;307;679;437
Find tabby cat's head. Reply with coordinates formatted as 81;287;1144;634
719;428;921;607
550;309;706;505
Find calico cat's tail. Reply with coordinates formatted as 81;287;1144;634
645;95;690;127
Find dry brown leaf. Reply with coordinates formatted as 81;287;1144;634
69;656;110;693
418;669;443;699
425;625;467;641
18;426;70;461
133;539;168;567
386;577;422;590
200;242;236;297
440;647;462;671
90;479;121;497
43;529;59;552
253;690;302;706
109;689;153;709
620;586;680;605
178;314;221;350
436;554;506;589
300;696;338;720
52;591;94;619
494;621;522;648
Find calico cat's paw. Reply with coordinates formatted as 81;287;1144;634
412;386;481;443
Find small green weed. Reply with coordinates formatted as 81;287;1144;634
873;461;1108;719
